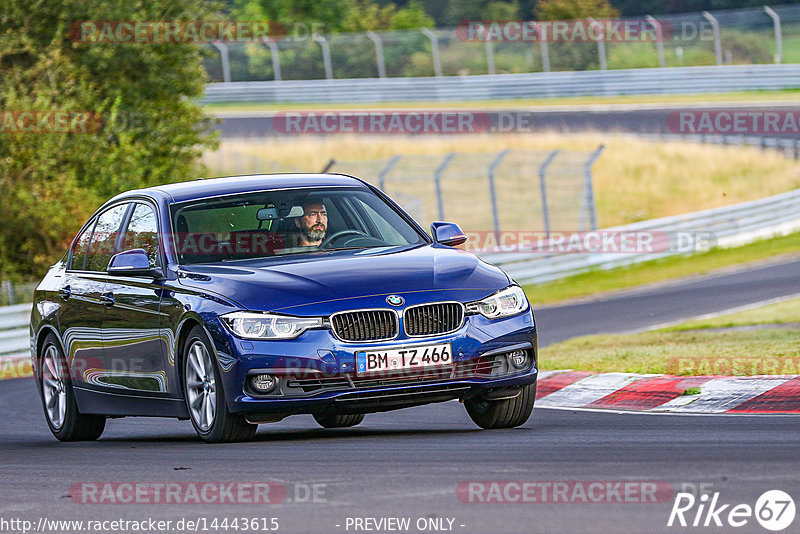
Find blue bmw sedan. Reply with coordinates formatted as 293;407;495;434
30;174;538;442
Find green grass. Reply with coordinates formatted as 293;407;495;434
539;289;800;376
664;296;800;331
524;231;800;306
203;89;800;113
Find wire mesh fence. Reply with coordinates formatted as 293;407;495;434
202;4;800;83
201;146;603;235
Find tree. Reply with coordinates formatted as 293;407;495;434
235;0;433;34
534;0;619;20
0;0;218;279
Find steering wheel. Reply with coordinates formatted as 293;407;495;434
321;230;370;248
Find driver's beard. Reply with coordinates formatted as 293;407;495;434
304;227;326;241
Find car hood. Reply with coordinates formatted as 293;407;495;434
176;245;510;314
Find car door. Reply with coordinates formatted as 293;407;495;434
100;202;170;394
57;203;128;388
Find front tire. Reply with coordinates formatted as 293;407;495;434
465;384;535;429
313;412;365;428
182;326;257;443
39;335;105;441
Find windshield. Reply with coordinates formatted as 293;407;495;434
169;186;427;264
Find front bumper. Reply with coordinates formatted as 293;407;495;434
206;310;538;416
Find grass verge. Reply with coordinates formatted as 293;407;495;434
539;296;800;376
524;231;800;306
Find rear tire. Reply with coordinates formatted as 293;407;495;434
313;412;365;428
182;326;257;443
39;334;105;441
465;384;535;429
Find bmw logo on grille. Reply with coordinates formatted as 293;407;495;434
386;295;405;306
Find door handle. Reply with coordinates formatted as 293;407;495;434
59;286;71;300
100;292;115;307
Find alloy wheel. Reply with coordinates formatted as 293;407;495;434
42;344;66;429
185;341;217;431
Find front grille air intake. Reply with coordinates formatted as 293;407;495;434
404;302;464;337
331;310;398;342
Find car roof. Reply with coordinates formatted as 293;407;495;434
111;173;368;204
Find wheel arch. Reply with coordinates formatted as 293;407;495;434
34;325;67;385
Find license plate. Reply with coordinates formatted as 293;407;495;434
355;343;452;376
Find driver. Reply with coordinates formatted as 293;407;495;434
291;199;328;248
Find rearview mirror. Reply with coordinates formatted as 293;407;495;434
107;249;159;278
257;205;304;221
431;221;467;247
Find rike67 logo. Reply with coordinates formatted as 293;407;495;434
668;490;795;531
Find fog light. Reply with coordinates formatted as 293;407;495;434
249;374;279;394
507;350;528;370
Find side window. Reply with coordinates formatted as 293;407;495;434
70;219;96;271
121;203;160;269
85;204;129;272
356;199;406;245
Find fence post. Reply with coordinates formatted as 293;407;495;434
421;28;443;77
313;33;333;79
645;15;665;68
321;159;335;173
366;31;387;78
581;145;604;231
1;280;13;306
485;40;496;75
487;150;510;236
764;6;784;64
434;153;455;220
264;38;282;81
377;155;401;190
702;11;723;65
588;18;607;70
536;23;551;72
211;42;231;83
538;150;560;235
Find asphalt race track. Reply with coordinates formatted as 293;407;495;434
214;103;800;140
537;254;800;346
1;257;799;534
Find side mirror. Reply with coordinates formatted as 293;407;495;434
107;249;158;277
431;221;467;247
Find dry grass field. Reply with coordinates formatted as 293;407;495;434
204;133;800;227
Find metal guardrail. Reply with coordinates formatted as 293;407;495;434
201;64;800;104
479;188;800;285
0;303;31;361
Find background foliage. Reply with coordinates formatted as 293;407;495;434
0;0;218;279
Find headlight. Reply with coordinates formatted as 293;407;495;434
466;286;529;319
220;312;323;340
